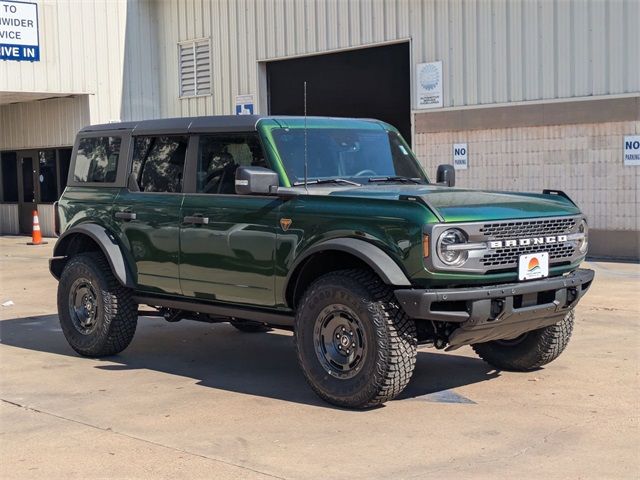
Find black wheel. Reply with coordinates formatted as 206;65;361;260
472;310;575;371
229;319;271;333
294;269;417;409
57;252;137;357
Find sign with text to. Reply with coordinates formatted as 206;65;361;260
0;1;39;61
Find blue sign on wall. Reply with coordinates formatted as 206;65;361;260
0;1;40;62
235;94;255;115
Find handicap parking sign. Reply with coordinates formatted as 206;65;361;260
235;94;255;115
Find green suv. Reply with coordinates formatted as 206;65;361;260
50;116;594;408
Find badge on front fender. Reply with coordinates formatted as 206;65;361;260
518;252;549;281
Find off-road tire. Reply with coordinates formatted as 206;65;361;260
230;320;271;333
57;252;137;357
294;269;417;409
472;310;575;371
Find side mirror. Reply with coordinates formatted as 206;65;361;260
436;164;455;187
235;166;279;195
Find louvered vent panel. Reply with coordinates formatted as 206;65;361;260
194;40;211;95
179;39;211;97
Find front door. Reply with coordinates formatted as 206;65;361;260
179;133;280;306
17;151;38;233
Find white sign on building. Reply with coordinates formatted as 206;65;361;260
416;61;443;109
0;0;39;61
453;143;468;170
623;135;640;166
235;94;255;115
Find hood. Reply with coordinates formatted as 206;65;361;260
326;185;581;222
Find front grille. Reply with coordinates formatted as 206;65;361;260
480;217;577;239
479;217;579;270
480;243;575;267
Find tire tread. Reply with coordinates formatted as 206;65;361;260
58;252;137;357
294;268;417;408
472;310;574;371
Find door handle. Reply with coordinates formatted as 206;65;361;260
115;211;137;221
184;215;209;225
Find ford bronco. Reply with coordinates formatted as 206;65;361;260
50;116;594;408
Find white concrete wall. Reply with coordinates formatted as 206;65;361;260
414;119;640;233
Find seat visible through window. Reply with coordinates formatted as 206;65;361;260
196;134;270;194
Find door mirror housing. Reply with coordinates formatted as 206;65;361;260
436;164;456;187
235;166;279;195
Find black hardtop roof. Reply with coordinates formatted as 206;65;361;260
80;115;265;135
79;115;388;136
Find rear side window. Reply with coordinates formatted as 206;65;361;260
131;136;188;193
73;136;121;182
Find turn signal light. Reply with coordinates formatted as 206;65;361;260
423;234;430;258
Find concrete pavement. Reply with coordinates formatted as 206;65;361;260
1;236;638;479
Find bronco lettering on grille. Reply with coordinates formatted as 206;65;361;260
489;235;568;249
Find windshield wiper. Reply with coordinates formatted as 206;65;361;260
367;176;423;184
293;178;361;186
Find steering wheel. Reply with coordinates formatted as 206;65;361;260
354;169;378;177
204;167;225;185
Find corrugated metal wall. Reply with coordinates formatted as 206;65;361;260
0;204;19;235
0;96;89;150
137;0;639;121
2;1;638;139
0;0;128;150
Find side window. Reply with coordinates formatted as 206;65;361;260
131;136;188;193
73;136;121;182
197;133;268;194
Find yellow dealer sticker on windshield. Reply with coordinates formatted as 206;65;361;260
518;252;549;281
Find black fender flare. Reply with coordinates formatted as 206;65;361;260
284;237;412;304
50;223;136;288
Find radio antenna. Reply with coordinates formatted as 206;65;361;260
303;81;308;192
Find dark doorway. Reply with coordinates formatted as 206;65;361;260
17;151;37;233
266;42;411;145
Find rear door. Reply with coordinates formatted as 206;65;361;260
179;133;281;306
112;135;189;295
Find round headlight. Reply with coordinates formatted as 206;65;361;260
578;219;589;254
437;228;468;266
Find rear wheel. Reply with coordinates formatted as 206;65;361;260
472;310;575;371
294;269;417;409
57;252;137;357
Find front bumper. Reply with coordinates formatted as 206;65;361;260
395;268;594;349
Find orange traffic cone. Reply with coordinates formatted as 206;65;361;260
27;209;48;245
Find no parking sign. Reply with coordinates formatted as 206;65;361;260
453;143;468;170
624;136;640;166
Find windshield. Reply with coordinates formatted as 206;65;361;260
270;128;428;184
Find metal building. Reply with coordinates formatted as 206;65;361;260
1;0;638;258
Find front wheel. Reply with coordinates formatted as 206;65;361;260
472;310;575;371
294;269;417;409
